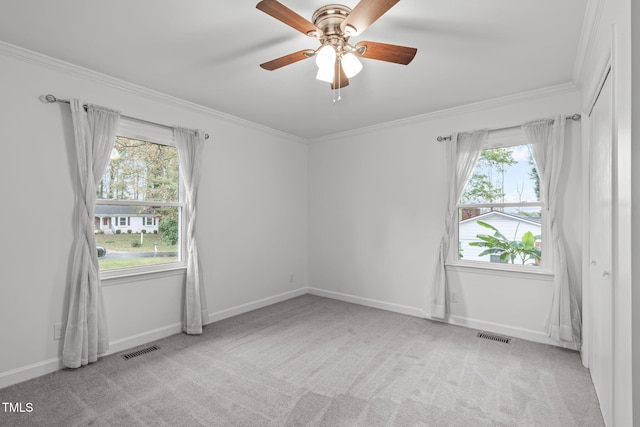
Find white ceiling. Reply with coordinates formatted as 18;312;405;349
0;0;587;139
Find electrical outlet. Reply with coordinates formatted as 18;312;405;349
449;291;459;303
53;323;66;341
289;273;294;283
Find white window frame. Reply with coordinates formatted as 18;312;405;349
98;118;186;280
449;128;552;275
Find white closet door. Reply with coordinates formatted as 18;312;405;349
588;69;613;426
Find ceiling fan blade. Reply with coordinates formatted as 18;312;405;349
331;60;349;89
354;41;417;65
260;50;315;70
256;0;322;37
341;0;400;36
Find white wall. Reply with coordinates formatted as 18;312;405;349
0;44;308;387
575;0;635;425
308;87;582;346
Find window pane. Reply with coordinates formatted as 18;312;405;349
461;145;540;204
94;205;180;271
97;137;179;202
458;206;542;266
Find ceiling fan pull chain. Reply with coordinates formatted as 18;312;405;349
333;60;342;103
338;60;342;101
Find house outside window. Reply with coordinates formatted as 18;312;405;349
454;128;547;271
94;119;185;276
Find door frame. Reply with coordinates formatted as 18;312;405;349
584;58;613;426
582;52;611;370
581;19;635;427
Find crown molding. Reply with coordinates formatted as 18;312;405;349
0;39;583;146
0;40;307;145
572;0;605;85
310;82;579;143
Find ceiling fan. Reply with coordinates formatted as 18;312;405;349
256;0;417;90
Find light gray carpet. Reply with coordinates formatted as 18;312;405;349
0;295;603;426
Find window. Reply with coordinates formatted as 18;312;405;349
94;120;184;275
455;128;545;270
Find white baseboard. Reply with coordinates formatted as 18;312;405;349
308;287;577;350
445;314;579;350
0;323;185;390
1;286;575;389
0;287;308;390
308;287;427;318
106;322;184;355
0;357;63;390
208;287;308;323
105;286;308;355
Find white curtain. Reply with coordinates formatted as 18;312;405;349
430;130;488;319
523;116;581;345
63;100;120;368
174;128;208;334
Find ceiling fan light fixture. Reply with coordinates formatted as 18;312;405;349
315;44;336;68
341;52;363;78
316;64;335;83
315;45;336;82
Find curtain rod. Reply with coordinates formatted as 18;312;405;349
436;114;581;142
42;94;210;140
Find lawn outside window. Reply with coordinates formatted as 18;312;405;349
452;128;550;273
95;119;186;278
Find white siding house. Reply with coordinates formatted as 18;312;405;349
94;205;160;234
459;211;541;263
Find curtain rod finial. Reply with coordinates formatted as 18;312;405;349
41;94;57;104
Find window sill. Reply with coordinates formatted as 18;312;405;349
445;262;553;281
100;264;187;287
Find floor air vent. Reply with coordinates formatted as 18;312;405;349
121;344;160;360
477;331;511;344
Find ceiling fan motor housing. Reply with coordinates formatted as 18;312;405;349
311;4;354;55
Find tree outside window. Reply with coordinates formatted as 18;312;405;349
457;134;544;268
95;135;183;272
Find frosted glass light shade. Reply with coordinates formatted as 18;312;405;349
341;52;362;78
315;45;336;83
315;45;336;69
316;65;335;83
